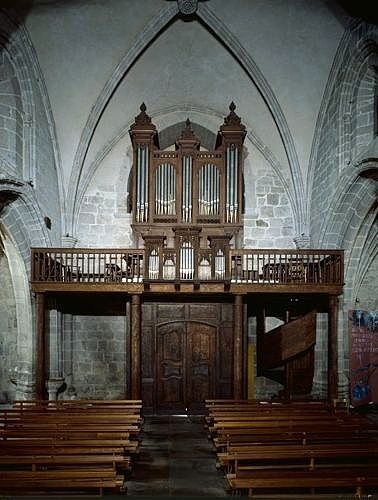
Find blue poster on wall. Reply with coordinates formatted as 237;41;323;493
349;310;378;407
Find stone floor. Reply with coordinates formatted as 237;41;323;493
126;415;231;498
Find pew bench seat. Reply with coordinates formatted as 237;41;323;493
0;453;131;470
227;468;378;497
0;471;125;495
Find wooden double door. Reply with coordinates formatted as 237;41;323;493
157;321;214;413
141;302;234;414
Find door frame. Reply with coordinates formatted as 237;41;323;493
155;319;217;414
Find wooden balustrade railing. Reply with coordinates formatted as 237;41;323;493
31;248;343;286
31;249;144;283
229;249;344;285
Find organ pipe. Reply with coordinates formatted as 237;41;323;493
149;249;159;279
180;241;194;280
136;146;141;222
234;146;239;220
182;156;192;222
198;164;220;216
155;163;176;216
226;145;239;223
145;148;149;221
136;145;149;222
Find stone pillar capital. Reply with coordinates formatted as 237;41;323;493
61;235;78;247
293;234;311;249
47;378;65;401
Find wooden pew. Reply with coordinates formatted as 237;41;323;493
0;453;131;471
0;399;143;495
206;399;378;497
218;442;378;472
0;468;125;495
227;468;378;498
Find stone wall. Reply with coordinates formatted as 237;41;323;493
356;255;378;311
244;156;295;249
76;139;133;248
0;251;17;402
32;79;62;245
70;315;128;399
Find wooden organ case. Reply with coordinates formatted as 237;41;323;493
129;102;246;283
129;103;246;413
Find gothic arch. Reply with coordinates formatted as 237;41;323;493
308;20;378;243
338;37;378;170
0;9;65;228
319;162;377;249
0;179;52;259
73;106;294;238
67;3;304;236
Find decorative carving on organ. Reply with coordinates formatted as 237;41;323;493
129;103;159;224
129;102;246;236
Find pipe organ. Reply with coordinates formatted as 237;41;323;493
129;102;246;280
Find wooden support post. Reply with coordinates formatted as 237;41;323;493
256;307;265;377
328;294;339;402
36;293;46;399
233;294;243;399
130;294;141;399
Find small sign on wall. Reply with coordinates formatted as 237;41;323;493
349;309;378;406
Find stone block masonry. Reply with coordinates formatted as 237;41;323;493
244;167;295;249
71;315;127;399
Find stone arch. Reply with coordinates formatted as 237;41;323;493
319;166;377;250
0;223;34;400
0;12;35;183
73;106;294;242
67;2;180;234
0;48;23;175
351;210;377;302
0;179;52;399
338;38;378;169
0;10;65;233
308;21;378;244
67;3;304;236
0;179;51;261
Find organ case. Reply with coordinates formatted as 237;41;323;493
129;102;246;238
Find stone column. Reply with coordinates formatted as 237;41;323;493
233;294;244;399
35;293;46;399
47;304;64;400
130;294;141;399
328;295;339;402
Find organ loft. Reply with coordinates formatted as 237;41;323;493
30;103;344;414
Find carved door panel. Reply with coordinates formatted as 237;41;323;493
157;322;185;413
186;322;215;413
156;321;216;413
142;302;234;414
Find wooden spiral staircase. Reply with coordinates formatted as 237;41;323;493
258;310;317;397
